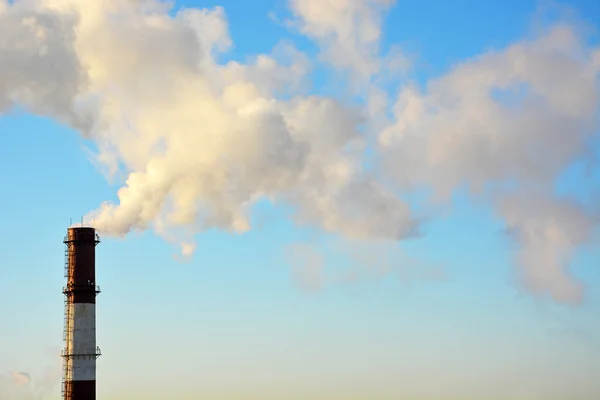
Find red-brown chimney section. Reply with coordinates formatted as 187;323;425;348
62;227;101;400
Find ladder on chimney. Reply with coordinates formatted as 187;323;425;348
62;238;73;400
64;240;70;278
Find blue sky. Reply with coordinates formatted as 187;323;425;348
1;0;600;399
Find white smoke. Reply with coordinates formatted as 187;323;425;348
497;191;598;304
287;0;397;82
379;22;600;303
0;2;92;131
0;0;599;304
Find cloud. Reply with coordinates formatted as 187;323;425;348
0;347;61;400
285;243;327;291
285;239;448;291
9;372;31;386
0;0;599;304
0;373;31;400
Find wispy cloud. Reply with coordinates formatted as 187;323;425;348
0;347;61;399
285;238;448;291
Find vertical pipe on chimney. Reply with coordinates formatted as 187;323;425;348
62;227;101;400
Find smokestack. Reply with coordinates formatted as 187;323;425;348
61;227;101;400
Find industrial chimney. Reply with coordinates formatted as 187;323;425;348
61;227;101;400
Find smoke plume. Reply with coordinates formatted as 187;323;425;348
379;23;600;303
0;0;599;304
287;0;396;82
